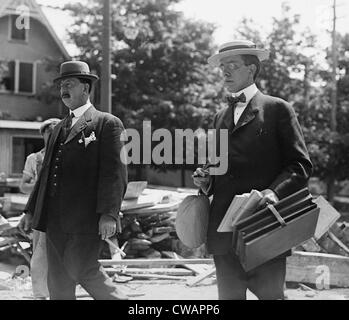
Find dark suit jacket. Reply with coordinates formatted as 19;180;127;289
25;105;128;234
206;91;313;255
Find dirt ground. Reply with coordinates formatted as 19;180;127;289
1;262;349;300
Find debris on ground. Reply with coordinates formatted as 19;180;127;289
2;183;349;299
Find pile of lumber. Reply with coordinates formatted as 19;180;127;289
118;212;177;259
297;196;349;257
100;251;215;284
285;195;349;288
1;183;201;263
99;194;349;288
0;194;27;218
118;187;198;259
0;215;31;264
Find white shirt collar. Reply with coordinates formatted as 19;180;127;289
232;83;258;105
70;101;92;118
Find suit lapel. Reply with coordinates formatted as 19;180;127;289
231;91;261;134
222;105;234;129
50;120;64;149
64;105;96;144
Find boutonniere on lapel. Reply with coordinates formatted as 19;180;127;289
78;131;97;148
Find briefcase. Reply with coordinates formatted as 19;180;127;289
233;188;320;272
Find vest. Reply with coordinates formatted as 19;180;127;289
47;128;68;197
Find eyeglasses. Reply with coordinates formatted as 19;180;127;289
219;62;244;73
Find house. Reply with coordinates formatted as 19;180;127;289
0;0;70;178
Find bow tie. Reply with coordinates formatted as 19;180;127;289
226;93;246;108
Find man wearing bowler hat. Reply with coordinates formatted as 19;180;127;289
19;61;128;300
193;40;313;299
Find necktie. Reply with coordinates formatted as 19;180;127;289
226;93;246;129
226;92;246;108
62;112;74;140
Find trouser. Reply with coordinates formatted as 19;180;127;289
44;192;125;300
213;249;286;300
30;230;49;298
46;227;124;300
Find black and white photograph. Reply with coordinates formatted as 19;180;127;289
1;0;349;305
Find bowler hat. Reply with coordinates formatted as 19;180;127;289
208;40;269;67
53;61;99;83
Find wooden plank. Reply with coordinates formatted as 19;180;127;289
0;236;18;247
161;251;210;275
99;258;214;267
300;237;322;252
120;274;187;281
3;193;28;212
104;267;194;276
328;231;349;255
5;178;21;188
286;251;349;288
0;215;10;232
186;267;216;287
123;201;180;216
313;196;341;240
104;238;126;258
121;193;164;212
124;181;147;199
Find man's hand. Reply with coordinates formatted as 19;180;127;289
18;213;33;234
99;214;117;240
258;189;279;208
192;168;211;190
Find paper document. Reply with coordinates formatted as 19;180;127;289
217;190;263;232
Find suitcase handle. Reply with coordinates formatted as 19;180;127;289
267;204;286;227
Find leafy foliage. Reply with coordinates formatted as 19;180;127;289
63;0;226;172
64;0;224;129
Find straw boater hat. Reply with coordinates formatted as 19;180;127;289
53;61;99;83
208;40;269;67
175;194;210;248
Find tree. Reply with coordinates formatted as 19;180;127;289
63;0;225;182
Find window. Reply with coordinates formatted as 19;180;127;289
0;60;36;94
10;15;27;41
19;62;34;93
0;61;15;92
12;137;43;175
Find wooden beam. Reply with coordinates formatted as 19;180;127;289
328;231;349;255
313;196;340;240
186;267;216;287
104;267;194;276
286;251;349;288
119;274;188;281
161;251;211;275
99;258;214;267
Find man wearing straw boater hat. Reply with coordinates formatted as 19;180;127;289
193;40;312;299
19;61;128;300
